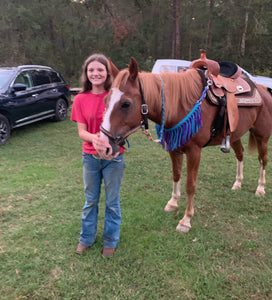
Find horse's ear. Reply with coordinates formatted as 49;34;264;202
108;58;119;78
128;57;139;81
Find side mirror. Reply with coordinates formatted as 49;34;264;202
12;83;27;93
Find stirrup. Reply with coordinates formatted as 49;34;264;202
220;135;230;153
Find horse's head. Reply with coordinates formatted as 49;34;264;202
100;58;144;156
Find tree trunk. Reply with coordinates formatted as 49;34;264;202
241;0;252;57
171;0;180;58
207;0;214;51
241;11;249;56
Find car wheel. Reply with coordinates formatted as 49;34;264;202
0;114;11;145
54;98;67;121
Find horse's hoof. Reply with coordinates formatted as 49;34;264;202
176;223;191;233
231;183;241;190
164;203;178;212
255;189;265;197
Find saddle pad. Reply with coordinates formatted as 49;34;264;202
236;86;262;106
207;85;262;107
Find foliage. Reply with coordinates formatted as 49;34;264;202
0;0;271;86
0;110;272;299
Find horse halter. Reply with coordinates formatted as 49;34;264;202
100;78;149;146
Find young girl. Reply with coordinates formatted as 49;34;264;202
71;54;125;258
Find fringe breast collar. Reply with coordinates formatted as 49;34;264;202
155;77;209;152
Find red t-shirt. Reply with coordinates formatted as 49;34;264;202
71;91;124;155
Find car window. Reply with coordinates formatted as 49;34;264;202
31;70;51;86
159;65;177;73
49;71;62;83
14;71;33;88
178;66;189;72
0;70;13;89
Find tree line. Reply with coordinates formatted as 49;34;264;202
0;0;271;86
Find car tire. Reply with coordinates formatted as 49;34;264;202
0;113;11;145
53;98;67;121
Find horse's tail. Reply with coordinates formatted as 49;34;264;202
248;130;257;154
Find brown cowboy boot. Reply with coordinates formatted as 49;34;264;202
75;242;89;254
101;248;116;258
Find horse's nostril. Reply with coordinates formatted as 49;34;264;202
106;147;110;155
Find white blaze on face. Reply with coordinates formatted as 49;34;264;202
101;87;124;132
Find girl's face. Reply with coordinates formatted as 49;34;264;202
87;60;107;88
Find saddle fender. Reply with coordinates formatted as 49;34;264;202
226;92;239;132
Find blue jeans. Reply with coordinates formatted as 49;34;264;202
79;153;125;248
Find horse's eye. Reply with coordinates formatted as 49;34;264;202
121;101;130;109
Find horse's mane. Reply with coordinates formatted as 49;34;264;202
112;69;130;89
113;68;204;123
142;69;204;122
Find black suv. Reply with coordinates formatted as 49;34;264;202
0;65;71;145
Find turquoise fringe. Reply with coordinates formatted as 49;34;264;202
155;82;208;152
156;101;203;151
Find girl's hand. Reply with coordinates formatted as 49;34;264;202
92;133;119;160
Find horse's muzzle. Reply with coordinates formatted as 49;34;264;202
100;126;126;146
107;137;121;156
110;136;126;146
100;126;124;156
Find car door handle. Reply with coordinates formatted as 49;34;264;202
52;89;57;92
32;94;39;97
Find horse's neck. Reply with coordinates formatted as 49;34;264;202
141;70;204;127
140;73;165;124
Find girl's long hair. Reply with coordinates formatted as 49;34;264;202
80;53;112;93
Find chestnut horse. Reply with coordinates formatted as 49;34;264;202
101;57;272;233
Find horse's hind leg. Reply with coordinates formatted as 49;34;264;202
231;139;244;190
164;150;183;212
256;160;266;196
255;137;268;196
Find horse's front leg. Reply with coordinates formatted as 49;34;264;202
232;159;244;190
164;150;183;212
230;139;244;190
176;147;201;233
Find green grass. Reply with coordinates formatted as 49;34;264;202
0;109;272;299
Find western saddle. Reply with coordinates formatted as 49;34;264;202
190;50;261;152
